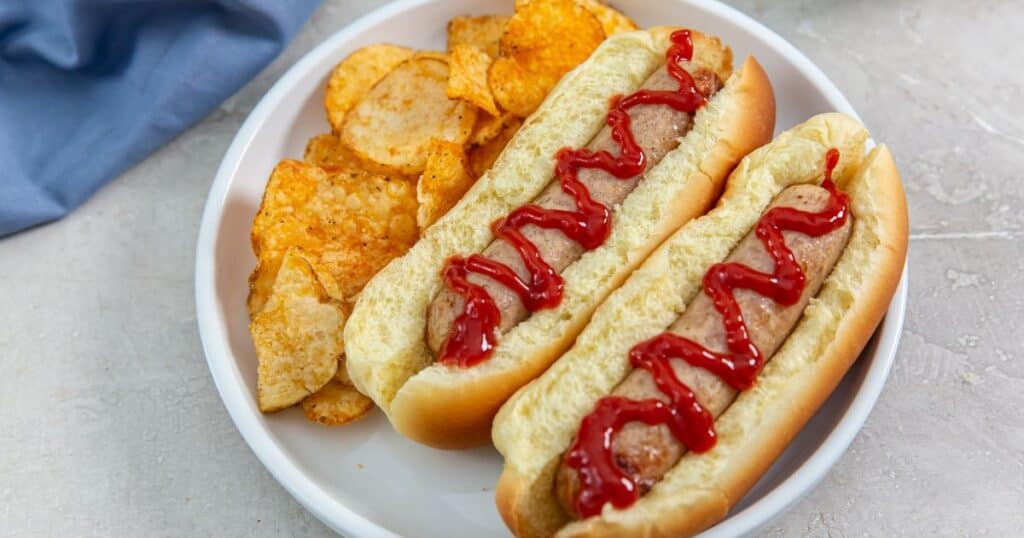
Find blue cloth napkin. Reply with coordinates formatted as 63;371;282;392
0;0;321;237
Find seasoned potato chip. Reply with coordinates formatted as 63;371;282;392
576;0;638;35
303;133;353;169
333;357;354;384
417;139;475;230
468;116;523;178
412;50;451;62
515;0;636;36
248;160;418;316
248;260;276;317
447;44;500;116
488;60;553;119
489;0;605;117
324;44;415;132
446;15;509;58
304;133;410;178
469;111;518;146
340;57;478;174
253;249;343;412
302;379;374;426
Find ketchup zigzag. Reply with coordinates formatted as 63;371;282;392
566;149;850;518
440;30;709;368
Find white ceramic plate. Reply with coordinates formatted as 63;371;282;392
195;1;909;536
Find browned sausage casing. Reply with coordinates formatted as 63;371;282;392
555;184;854;517
425;64;724;355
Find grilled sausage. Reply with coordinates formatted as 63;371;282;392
555;183;854;516
426;65;723;354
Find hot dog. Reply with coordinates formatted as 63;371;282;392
345;27;776;449
554;183;853;516
426;67;723;354
493;113;908;537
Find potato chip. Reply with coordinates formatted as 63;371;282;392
302;379;374;426
489;0;605;117
412;50;451;62
417;139;475;230
468;116;523;178
324;44;415;132
447;44;500;116
469;111;518;146
303;133;351;170
333;357;354;384
446;15;509;59
515;0;636;36
248;160;418;316
488;61;553;119
304;133;420;178
576;0;637;35
339;56;478;175
248;260;275;318
305;359;374;424
253;248;343;412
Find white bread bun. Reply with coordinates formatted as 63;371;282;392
344;27;776;449
493;113;908;537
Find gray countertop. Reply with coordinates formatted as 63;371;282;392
1;0;1021;535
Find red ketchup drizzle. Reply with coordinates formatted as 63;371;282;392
566;149;850;518
439;30;708;367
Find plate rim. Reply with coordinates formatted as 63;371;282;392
194;1;908;536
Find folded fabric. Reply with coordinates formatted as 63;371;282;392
0;0;321;237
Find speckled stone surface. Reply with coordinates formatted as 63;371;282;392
1;1;1021;536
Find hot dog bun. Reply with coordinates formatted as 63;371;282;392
344;27;776;449
493;113;908;537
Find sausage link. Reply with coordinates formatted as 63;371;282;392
555;184;854;516
425;65;723;354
